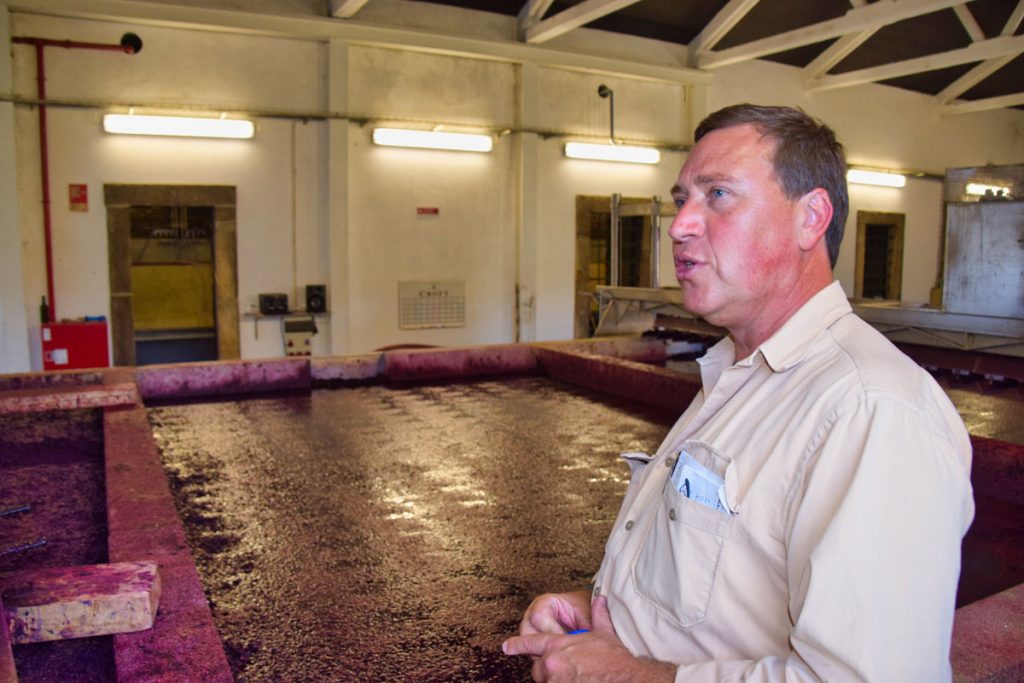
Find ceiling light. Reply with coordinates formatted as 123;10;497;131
846;169;906;188
372;128;493;152
965;182;1011;197
103;113;254;139
564;142;660;165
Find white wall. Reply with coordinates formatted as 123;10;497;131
0;5;30;373
4;2;1023;372
705;58;1024;303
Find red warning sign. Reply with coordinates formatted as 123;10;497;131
69;184;88;212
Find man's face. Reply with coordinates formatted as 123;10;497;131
668;123;805;334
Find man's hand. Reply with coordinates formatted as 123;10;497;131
503;595;676;683
518;590;593;636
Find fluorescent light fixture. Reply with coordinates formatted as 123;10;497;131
564;142;660;165
103;113;255;139
372;128;493;152
965;182;1011;197
846;169;906;188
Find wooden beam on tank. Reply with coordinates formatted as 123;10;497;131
0;382;137;415
0;595;16;683
0;561;160;645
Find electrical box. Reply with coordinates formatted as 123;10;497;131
282;315;316;357
42;321;110;371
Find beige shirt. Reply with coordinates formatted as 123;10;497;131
593;281;974;682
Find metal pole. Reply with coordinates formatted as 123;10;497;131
650;195;661;288
610;193;621;287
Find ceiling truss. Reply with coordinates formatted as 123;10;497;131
331;0;1023;114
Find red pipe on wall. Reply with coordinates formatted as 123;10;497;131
11;34;141;322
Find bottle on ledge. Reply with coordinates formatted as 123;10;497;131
40;296;49;324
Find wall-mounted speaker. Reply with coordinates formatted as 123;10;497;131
306;284;327;313
259;293;289;315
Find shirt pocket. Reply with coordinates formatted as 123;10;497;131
631;441;733;628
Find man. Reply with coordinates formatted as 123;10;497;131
502;104;974;682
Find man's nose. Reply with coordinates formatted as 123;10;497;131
667;201;704;242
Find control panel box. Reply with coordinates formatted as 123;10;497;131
282;315;316;357
42;321;110;371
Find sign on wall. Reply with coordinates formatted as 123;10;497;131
399;281;465;329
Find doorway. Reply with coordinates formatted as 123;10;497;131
855;211;905;301
105;185;240;366
574;195;660;338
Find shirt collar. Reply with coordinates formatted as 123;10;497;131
757;280;851;373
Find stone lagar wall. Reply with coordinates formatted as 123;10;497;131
1;338;1023;680
134;357;310;402
534;346;699;416
0;383;138;415
0;368;104;392
127;337;671;400
382;344;540;382
104;404;233;683
952;583;1024;683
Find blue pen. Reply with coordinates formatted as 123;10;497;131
566;629;589;635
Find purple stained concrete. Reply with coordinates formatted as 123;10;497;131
0;408;114;682
1;339;1023;681
0;369;105;392
0;595;16;682
311;353;383;384
969;435;1024;507
536;347;701;415
901;343;1024;383
952;583;1024;683
134;358;310;402
539;335;670;364
383;343;539;382
103;404;233;683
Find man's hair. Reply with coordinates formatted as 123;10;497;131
695;104;848;268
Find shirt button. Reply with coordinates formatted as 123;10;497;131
665;458;675;468
669;508;677;521
625;520;635;531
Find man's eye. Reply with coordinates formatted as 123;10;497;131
710;188;728;199
673;197;686;208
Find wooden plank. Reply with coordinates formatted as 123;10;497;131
0;561;160;645
809;34;1024;92
524;0;643;43
699;0;972;68
0;383;138;415
688;0;761;63
0;595;17;683
329;0;371;18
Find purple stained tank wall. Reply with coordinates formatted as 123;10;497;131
0;339;1022;682
0;409;114;682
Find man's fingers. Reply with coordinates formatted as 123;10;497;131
503;633;553;657
520;612;565;636
590;595;616;635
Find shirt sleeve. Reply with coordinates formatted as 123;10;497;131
670;392;974;682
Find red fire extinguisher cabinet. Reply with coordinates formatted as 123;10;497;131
42;321;110;371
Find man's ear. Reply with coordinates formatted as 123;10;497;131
796;187;834;253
